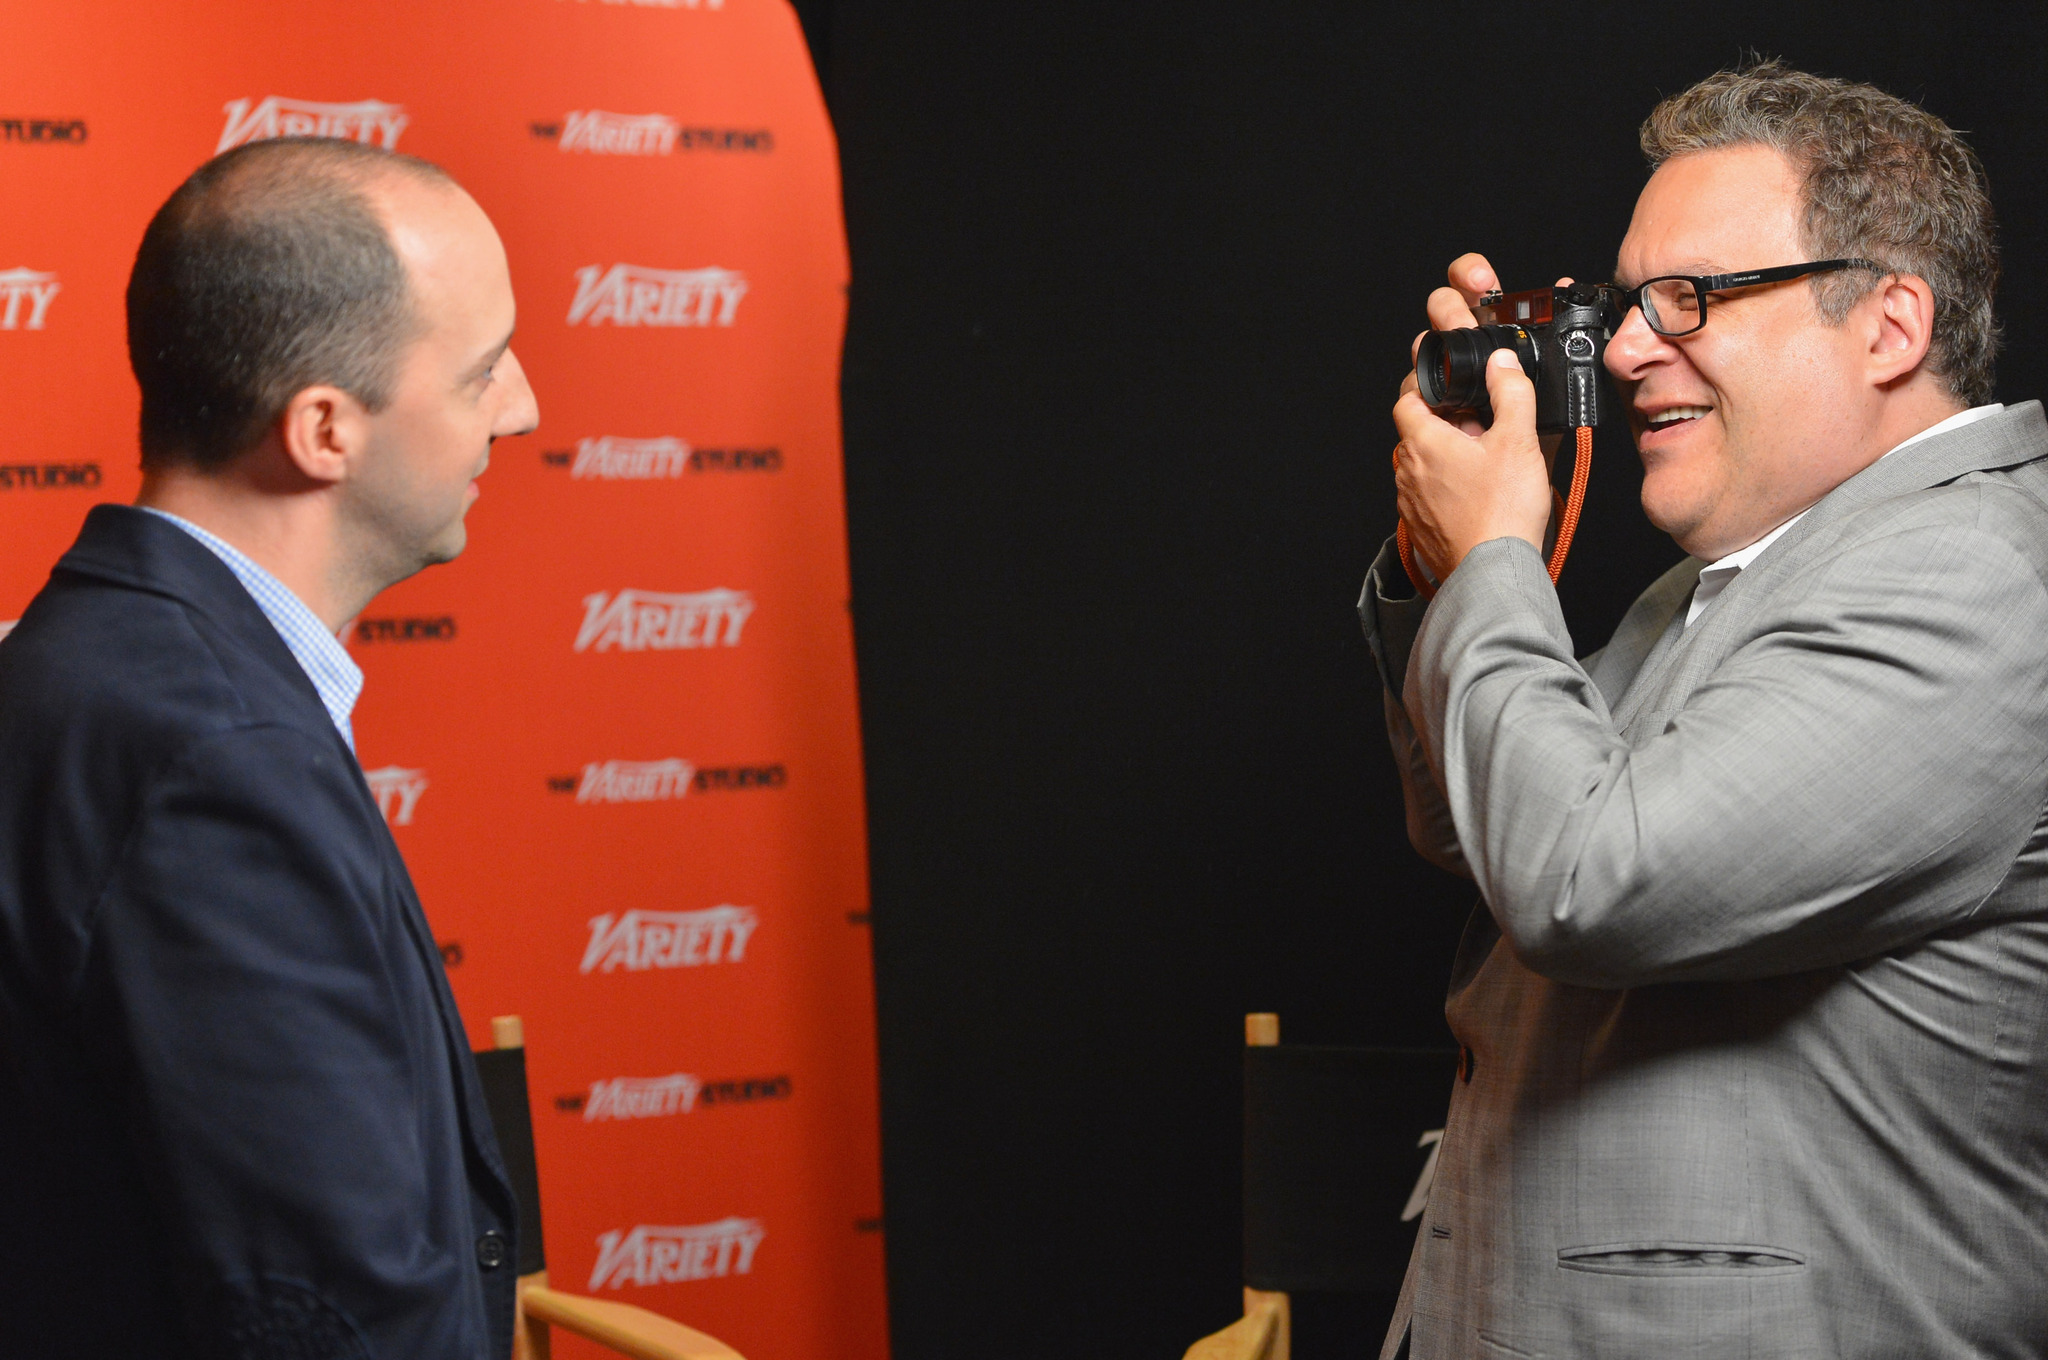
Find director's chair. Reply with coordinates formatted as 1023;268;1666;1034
474;1016;747;1360
1183;1014;1458;1360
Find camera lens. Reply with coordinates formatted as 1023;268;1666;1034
1416;324;1533;414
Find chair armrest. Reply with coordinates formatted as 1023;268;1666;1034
522;1283;747;1360
1182;1289;1288;1360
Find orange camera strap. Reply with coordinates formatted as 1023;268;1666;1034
1396;424;1591;601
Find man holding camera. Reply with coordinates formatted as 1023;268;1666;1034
1364;62;2048;1358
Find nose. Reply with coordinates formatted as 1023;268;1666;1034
494;348;541;438
1603;304;1676;383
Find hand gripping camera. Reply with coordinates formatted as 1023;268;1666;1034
1415;281;1625;433
1398;281;1626;596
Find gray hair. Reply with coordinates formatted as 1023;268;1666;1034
1641;60;2000;407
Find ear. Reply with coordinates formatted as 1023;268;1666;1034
1866;273;1938;387
276;384;372;487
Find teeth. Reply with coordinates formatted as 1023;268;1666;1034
1648;405;1712;426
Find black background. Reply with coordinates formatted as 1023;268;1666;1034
787;4;2048;1356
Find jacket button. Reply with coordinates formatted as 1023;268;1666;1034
476;1229;508;1271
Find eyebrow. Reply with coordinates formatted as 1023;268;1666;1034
1611;260;1726;290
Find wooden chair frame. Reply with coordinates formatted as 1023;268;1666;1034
1182;1013;1291;1360
488;1016;747;1360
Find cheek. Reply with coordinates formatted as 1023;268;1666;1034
428;405;482;471
1711;307;1845;419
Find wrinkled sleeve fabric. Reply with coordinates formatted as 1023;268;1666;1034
1360;534;1470;878
1408;506;2048;989
82;722;476;1359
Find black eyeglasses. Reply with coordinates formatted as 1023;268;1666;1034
1619;258;1890;336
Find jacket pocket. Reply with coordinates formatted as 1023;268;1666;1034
1558;1241;1805;1277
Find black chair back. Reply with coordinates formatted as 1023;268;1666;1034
1242;1045;1458;1293
473;1044;549;1276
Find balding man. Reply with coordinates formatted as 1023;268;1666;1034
0;139;539;1358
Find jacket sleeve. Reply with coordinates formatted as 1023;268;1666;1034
82;722;485;1359
1408;507;2048;988
1360;535;1471;878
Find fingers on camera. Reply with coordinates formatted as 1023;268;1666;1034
1427;286;1480;333
1448;252;1499;303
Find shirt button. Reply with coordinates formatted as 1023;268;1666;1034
476;1229;509;1271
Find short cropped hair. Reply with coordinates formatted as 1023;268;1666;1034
1641;60;2000;407
126;138;453;471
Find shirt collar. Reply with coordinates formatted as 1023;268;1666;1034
1685;403;2005;627
137;507;364;750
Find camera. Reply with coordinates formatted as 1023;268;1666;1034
1415;282;1625;433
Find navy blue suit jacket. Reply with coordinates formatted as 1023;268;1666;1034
0;506;517;1359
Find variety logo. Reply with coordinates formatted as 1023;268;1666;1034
542;439;783;477
571;436;688;479
1;118;87;144
567;264;747;327
583;1072;702;1120
217;97;409;153
549;760;786;798
576;758;695;803
351;615;456;643
557;1074;791;1116
533;113;770;154
589;1218;762;1292
0;462;98;490
0;269;61;330
362;765;429;825
574;588;753;653
560;109;680;155
580;905;756;973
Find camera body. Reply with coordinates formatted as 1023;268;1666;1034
1415;282;1624;434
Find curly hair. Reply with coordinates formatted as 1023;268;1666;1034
1641;60;2000;407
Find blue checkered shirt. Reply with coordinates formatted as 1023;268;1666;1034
140;507;363;752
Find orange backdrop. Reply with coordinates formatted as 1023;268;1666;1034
0;4;887;1358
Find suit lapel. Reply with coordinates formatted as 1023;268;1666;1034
1613;401;2048;725
1608;609;1693;738
1596;558;1700;733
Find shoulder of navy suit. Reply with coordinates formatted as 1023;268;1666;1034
44;504;346;752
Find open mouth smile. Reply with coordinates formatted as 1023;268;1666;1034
1646;404;1712;429
1638;404;1714;445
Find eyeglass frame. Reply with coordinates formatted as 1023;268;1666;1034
1615;258;1892;337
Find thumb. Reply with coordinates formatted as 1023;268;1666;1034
1481;346;1537;444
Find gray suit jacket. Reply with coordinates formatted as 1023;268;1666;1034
1361;402;2048;1360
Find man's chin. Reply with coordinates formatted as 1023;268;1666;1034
1639;482;1709;551
424;527;467;567
410;518;469;572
